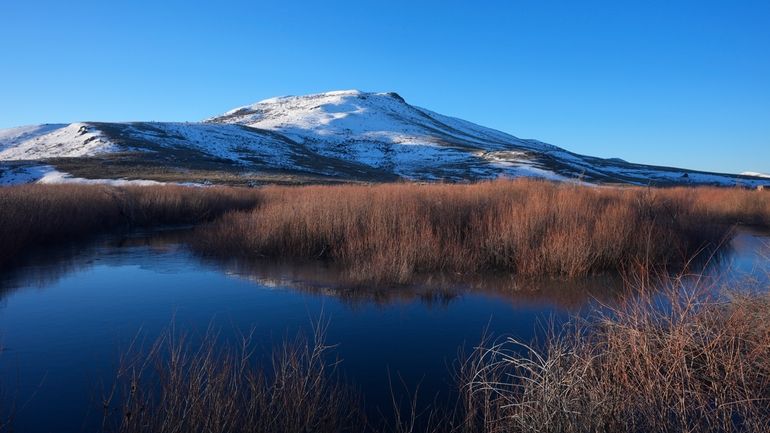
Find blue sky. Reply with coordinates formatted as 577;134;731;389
1;0;769;174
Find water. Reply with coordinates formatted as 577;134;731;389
0;228;767;433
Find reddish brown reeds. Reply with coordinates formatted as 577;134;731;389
196;180;769;283
459;279;770;433
0;184;260;267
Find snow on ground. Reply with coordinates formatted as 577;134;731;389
1;90;766;186
36;169;165;186
413;106;556;152
0;164;55;185
597;163;769;187
543;148;770;187
120;122;296;167
481;151;578;182
0;164;174;186
0;124;68;152
211;90;442;151
208;90;560;176
0;121;299;169
742;171;770;179
209;90;537;155
0;123;117;160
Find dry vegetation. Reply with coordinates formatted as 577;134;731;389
686;185;770;226
0;184;260;267
460;281;770;433
2;180;768;282
3;180;768;432
100;278;770;433
195;180;770;283
101;322;365;433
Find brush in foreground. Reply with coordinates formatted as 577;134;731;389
101;321;364;433
460;280;770;433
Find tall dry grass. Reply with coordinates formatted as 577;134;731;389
687;186;770;226
0;184;260;267
460;280;770;433
3;180;769;282
101;321;365;433
196;180;769;283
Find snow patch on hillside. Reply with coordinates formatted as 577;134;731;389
742;171;770;179
0;164;55;185
596;164;768;187
115;122;302;169
0;164;172;186
36;169;165;186
0;123;117;160
0;124;68;152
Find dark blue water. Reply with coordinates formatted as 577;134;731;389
0;228;767;432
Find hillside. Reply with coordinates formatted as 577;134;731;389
1;90;767;187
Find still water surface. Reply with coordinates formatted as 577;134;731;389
0;228;767;432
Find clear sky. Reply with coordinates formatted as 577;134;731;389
1;0;769;174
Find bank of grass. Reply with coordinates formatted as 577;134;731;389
687;185;770;226
461;280;770;433
195;180;770;283
0;184;260;268
2;180;769;281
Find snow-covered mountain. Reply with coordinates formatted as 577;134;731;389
1;90;768;187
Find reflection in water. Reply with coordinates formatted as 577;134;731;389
208;255;631;310
0;227;635;310
2;226;768;310
714;227;770;283
0;227;767;433
0;229;191;301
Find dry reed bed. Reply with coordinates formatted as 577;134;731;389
461;281;770;433
2;181;768;281
196;180;770;283
686;186;770;226
0;184;260;267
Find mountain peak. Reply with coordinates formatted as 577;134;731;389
207;90;434;144
2;91;769;188
221;90;408;117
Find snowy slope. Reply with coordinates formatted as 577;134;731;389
742;171;770;179
206;90;560;179
0;124;68;152
205;90;770;186
0;90;768;187
0;123;116;160
100;122;295;167
210;90;547;151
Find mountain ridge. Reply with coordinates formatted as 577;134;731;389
1;90;768;187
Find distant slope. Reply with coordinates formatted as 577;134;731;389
742;171;770;179
1;90;768;187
